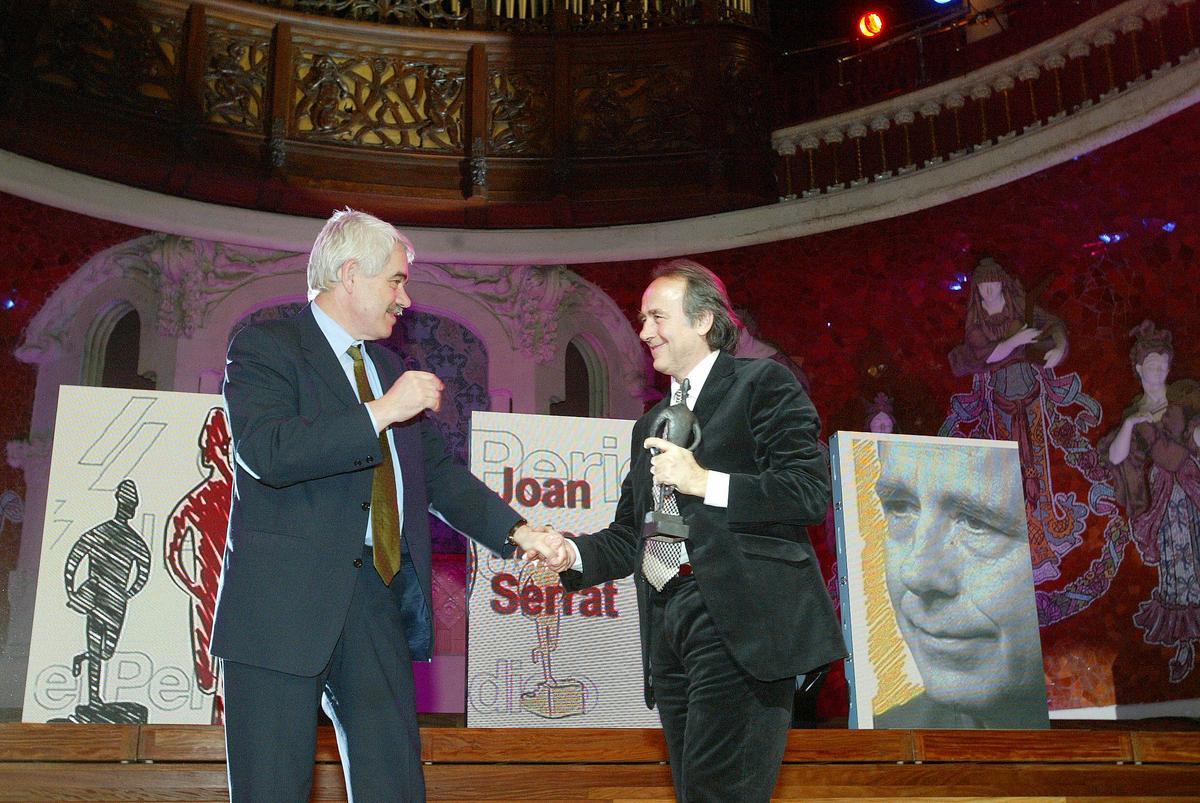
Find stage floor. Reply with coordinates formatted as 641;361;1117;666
3;721;1200;800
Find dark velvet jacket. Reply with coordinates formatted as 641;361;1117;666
561;351;847;706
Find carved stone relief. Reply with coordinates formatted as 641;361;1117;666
293;49;466;152
204;26;269;132
487;66;552;156
32;0;181;111
571;63;701;155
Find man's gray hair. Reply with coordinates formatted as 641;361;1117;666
652;258;741;352
307;208;415;299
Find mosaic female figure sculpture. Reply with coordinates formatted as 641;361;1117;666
942;256;1097;584
866;392;897;434
1101;321;1200;682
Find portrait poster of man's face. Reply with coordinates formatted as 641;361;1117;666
830;432;1050;729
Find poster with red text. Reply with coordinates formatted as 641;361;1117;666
467;411;657;727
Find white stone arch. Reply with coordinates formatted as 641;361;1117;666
552;307;646;421
555;334;609;418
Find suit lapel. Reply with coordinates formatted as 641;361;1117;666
691;351;735;429
297;305;359;408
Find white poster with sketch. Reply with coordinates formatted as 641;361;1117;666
466;411;657;727
23;386;230;724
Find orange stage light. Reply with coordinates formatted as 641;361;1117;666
858;11;884;38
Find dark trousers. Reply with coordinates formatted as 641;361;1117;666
222;550;424;802
649;577;793;803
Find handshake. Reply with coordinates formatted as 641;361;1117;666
509;523;576;573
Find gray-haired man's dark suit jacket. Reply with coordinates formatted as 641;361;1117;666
212;304;520;675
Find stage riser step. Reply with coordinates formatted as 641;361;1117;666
3;763;1200;801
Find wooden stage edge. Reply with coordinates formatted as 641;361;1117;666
3;723;1200;801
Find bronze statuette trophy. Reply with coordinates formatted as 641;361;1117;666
642;400;702;542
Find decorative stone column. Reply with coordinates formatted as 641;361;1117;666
944;92;966;158
847;122;869;187
1067;40;1092;109
777;141;797;201
969;84;993;150
1145;3;1170;74
893;108;916;175
1172;0;1196;54
1092;29;1118;97
869;115;892;181
919;100;942;166
1042;53;1067;120
1120;15;1146;79
992;73;1016;138
799;135;821;198
823;128;845;190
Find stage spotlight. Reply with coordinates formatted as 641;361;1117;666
858;11;884;38
932;0;958;5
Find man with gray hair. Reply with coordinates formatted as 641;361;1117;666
544;259;846;801
213;208;555;801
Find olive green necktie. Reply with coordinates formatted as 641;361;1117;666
347;344;402;584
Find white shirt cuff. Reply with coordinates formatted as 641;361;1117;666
704;471;730;508
568;538;583;572
364;403;382;434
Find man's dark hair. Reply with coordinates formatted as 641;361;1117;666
652;259;741;352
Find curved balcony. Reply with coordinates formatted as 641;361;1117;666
242;0;767;33
772;0;1198;199
0;0;773;227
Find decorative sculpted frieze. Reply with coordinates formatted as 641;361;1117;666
31;1;181;110
204;27;269;132
17;236;304;364
571;64;701;155
293;50;465;152
248;0;469;28
469;137;488;189
487;67;552;156
425;262;646;398
152;239;305;338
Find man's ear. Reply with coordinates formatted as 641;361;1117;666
337;259;358;291
695;310;714;337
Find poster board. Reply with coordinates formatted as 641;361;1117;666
831;431;1050;729
23;386;229;724
466;411;657;727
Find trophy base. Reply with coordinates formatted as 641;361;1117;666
643;511;689;542
520;680;585;719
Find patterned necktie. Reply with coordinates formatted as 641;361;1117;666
642;378;690;591
347;345;403;585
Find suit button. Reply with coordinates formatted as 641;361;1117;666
353;558;363;568
366;456;374;464
361;502;370;511
354;459;363;467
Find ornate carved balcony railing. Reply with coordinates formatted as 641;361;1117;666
0;0;775;227
243;0;766;33
772;0;1197;199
